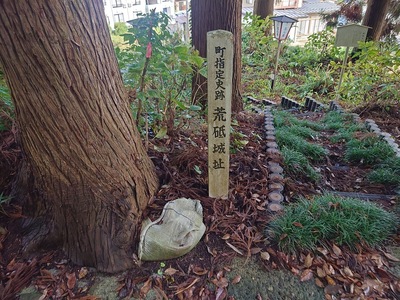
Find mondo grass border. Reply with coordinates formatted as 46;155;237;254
266;194;398;253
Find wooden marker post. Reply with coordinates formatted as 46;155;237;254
207;30;233;198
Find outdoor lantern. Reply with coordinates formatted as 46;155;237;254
271;15;298;41
270;15;298;90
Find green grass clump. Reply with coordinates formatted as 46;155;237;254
368;157;400;185
329;124;366;143
276;128;327;161
273;110;324;131
273;110;298;128
345;136;395;165
281;147;320;182
296;119;325;131
321;111;356;131
287;125;318;139
267;195;398;252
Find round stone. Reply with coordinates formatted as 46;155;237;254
268;173;284;182
265;130;275;135
264;125;275;131
268;182;284;192
265;135;276;141
266;142;278;149
269;165;283;173
268;202;284;212
266;148;280;156
268;161;279;167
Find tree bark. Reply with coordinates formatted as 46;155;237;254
362;0;391;41
253;0;274;35
0;0;158;273
191;0;243;113
253;0;274;21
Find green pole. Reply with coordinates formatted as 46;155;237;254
335;46;349;101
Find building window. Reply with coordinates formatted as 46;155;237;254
113;0;123;8
298;20;307;35
176;1;186;11
133;0;141;4
246;0;253;4
114;13;124;22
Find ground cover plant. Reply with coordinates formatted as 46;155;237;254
274;108;400;193
273;110;325;182
345;135;396;165
267;194;398;252
368;157;400;185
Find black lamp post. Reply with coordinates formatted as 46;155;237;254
270;15;297;91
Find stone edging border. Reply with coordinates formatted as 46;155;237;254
264;106;285;212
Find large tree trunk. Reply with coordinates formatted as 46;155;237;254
253;0;274;35
362;0;391;41
253;0;274;20
0;0;158;273
191;0;243;113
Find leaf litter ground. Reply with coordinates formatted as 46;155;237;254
0;108;399;299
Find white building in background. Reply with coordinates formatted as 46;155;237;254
103;0;175;29
242;0;339;44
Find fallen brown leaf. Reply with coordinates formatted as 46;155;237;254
140;277;152;298
212;277;229;288
304;253;313;268
250;247;262;254
332;244;342;256
323;263;335;276
231;275;241;284
66;272;76;290
316;266;326;278
222;234;230;240
192;266;208;276
315;277;324;288
326;275;336;286
260;252;270;260
382;251;400;262
342;266;353;277
215;287;227;300
300;269;313;282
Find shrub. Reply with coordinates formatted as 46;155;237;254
116;11;205;136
